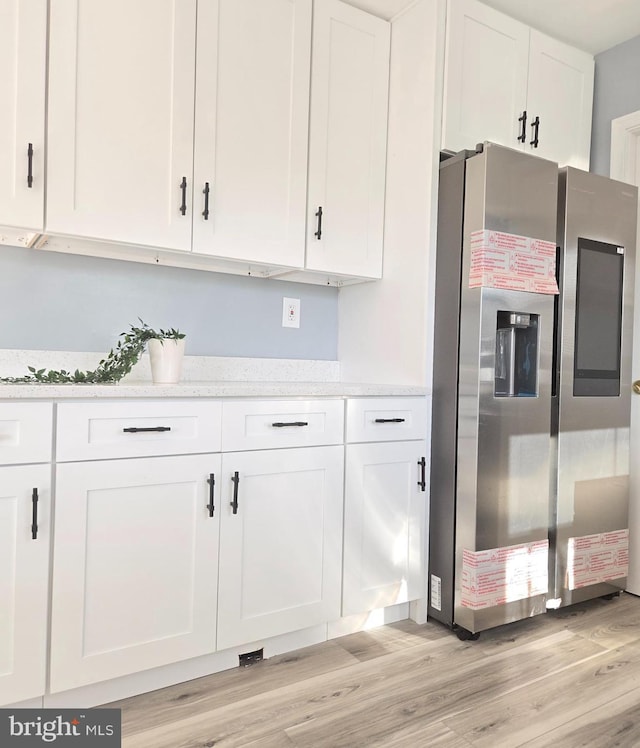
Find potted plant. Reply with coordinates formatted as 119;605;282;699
146;326;186;385
0;319;186;385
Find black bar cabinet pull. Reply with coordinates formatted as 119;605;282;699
27;143;34;188
202;182;210;220
207;473;215;517
231;472;240;514
180;176;188;215
122;426;171;433
314;206;323;239
418;457;426;492
517;111;527;143
374;418;405;424
31;487;39;540
271;421;309;428
530;116;540;148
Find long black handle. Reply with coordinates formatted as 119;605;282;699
418;457;426;492
231;472;239;514
180;176;187;215
202;182;210;220
31;487;39;540
530;116;540;148
272;421;309;428
517;111;527;143
374;418;405;424
122;426;171;433
27;143;34;188
207;473;215;517
314;206;323;239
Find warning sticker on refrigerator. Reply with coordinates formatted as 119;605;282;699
461;540;549;610
566;529;629;590
469;229;559;295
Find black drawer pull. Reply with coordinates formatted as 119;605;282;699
418;457;426;492
374;418;405;424
231;472;240;514
207;473;215;517
31;487;39;540
122;426;172;433
271;421;309;428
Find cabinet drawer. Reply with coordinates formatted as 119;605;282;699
346;398;428;443
0;402;53;465
221;399;344;451
56;401;222;461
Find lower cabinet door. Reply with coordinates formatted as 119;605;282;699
343;441;427;616
217;446;344;650
0;465;50;706
49;454;221;693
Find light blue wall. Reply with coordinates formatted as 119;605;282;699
590;34;640;176
0;246;338;359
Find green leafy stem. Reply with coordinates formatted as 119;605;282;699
0;320;185;384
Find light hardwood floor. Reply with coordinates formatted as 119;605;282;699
109;592;640;747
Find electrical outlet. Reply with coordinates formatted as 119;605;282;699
282;297;300;328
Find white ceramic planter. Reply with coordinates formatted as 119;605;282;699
148;338;185;385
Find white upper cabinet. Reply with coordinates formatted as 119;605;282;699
193;0;311;268
443;0;594;170
0;0;47;231
305;0;390;279
46;0;198;250
442;0;529;154
526;30;594;170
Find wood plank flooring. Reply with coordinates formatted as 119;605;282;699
108;592;640;747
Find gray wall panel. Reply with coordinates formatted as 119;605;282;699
0;246;338;359
591;34;640;176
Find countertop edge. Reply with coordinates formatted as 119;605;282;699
0;382;429;400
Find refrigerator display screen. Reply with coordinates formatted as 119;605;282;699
574;237;624;396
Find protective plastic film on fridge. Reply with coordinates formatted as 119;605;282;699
550;168;637;609
429;143;558;638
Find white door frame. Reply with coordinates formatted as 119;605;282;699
610;109;640;595
611;110;640;184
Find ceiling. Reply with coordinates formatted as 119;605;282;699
343;0;640;54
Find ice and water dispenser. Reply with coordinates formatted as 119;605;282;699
495;311;539;397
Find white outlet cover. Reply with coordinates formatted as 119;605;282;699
282;297;300;328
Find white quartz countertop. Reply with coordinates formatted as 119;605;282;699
0;351;428;400
0;380;428;400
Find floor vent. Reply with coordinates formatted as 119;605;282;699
239;648;264;667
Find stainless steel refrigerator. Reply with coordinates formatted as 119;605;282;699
428;142;637;639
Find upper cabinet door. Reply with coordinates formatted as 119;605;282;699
442;0;529;154
306;0;390;279
193;0;311;267
46;0;197;250
0;0;46;231
526;30;594;170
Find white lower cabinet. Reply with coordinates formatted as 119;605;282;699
4;394;428;705
0;464;50;705
49;454;221;693
217;445;344;650
342;398;428;617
